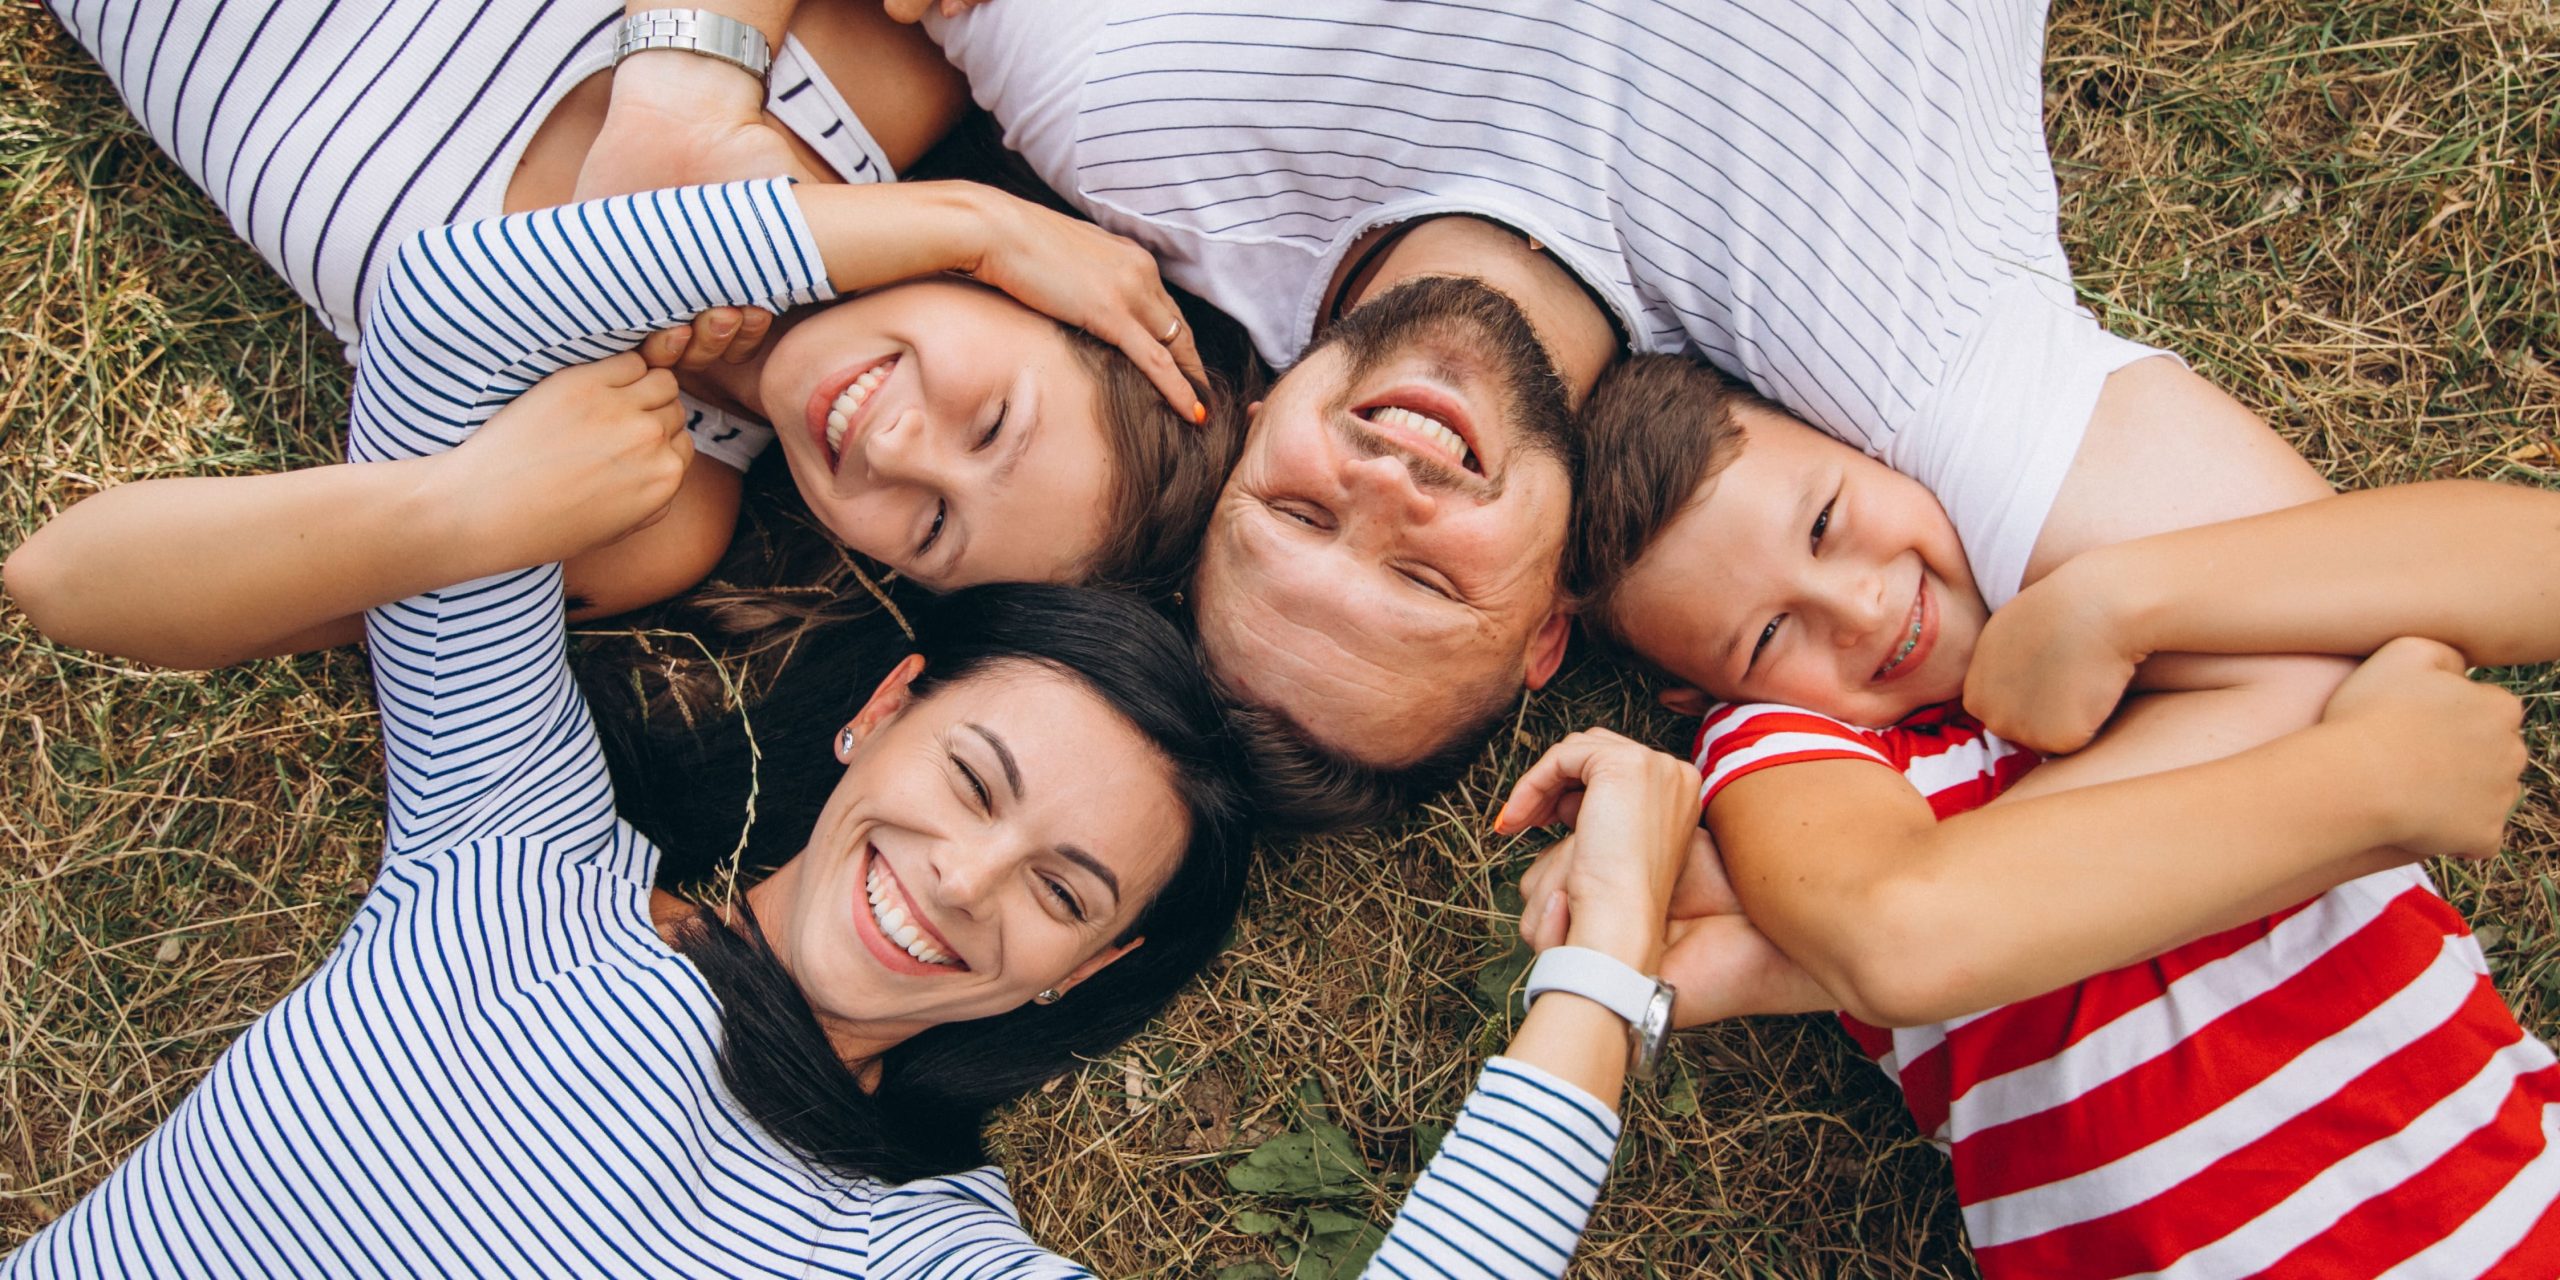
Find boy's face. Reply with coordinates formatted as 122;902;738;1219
1610;405;1989;728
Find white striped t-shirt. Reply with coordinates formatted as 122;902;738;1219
41;0;895;472
928;0;2168;606
0;181;1626;1279
1695;700;2560;1277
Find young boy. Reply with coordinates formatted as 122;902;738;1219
1536;353;2560;1275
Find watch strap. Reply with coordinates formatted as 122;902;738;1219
613;9;774;82
1523;945;1657;1025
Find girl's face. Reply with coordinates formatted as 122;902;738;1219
747;657;1187;1058
1611;405;1990;729
758;281;1116;590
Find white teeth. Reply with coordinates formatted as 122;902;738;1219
864;860;956;967
823;357;897;458
1368;405;1475;470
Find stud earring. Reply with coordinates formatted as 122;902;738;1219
837;726;857;758
1033;988;1062;1006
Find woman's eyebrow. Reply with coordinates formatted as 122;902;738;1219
1057;844;1121;905
963;723;1021;799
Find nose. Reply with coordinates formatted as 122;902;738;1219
1821;561;1896;649
856;405;946;488
925;839;1002;921
1339;452;1439;527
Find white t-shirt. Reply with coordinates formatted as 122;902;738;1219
929;0;2169;605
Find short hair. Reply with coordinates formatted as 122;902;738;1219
1217;673;1519;834
1568;353;1756;655
1069;325;1254;599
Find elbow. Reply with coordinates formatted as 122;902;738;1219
4;527;87;649
1823;874;1995;1029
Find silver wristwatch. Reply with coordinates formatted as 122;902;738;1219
1522;945;1678;1080
612;9;774;83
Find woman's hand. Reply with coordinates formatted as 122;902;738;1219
2319;637;2527;861
574;49;820;202
637;306;774;372
954;186;1211;421
438;351;693;569
1494;729;1702;970
1964;550;2147;755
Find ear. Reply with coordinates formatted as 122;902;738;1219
838;653;927;761
1657;685;1713;717
1245;399;1264;419
1521;609;1572;691
1053;935;1146;999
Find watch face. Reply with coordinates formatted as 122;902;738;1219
1633;984;1676;1080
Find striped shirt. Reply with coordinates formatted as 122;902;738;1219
1;181;1623;1278
40;0;895;471
1695;701;2560;1277
929;0;2165;606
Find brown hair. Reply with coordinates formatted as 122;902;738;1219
1568;353;1755;655
1066;329;1252;599
1215;672;1519;835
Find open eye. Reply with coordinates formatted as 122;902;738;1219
1748;615;1785;669
1810;495;1836;552
917;499;948;557
975;400;1008;452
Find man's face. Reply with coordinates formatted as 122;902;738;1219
1193;278;1577;767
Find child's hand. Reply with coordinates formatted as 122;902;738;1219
1965;556;2146;754
637;308;774;372
1496;729;1703;969
440;352;692;569
2321;636;2526;861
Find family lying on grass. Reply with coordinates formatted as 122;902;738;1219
8;0;2559;1275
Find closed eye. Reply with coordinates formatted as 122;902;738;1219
975;400;1008;452
953;752;990;811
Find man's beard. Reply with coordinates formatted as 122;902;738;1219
1314;274;1578;483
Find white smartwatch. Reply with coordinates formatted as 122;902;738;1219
612;9;774;83
1522;945;1678;1080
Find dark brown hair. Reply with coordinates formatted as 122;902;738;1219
1568;353;1755;655
1068;332;1252;599
1218;675;1519;834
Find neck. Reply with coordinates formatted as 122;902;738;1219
1323;215;1618;407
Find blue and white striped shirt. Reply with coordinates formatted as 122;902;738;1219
931;0;2168;605
3;180;1622;1278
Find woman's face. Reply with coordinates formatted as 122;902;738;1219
758;280;1116;590
747;657;1188;1055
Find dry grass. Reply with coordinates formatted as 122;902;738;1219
4;0;2556;1274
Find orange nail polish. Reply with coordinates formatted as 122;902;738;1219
1189;401;1208;424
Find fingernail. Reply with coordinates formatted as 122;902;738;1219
1189;401;1207;424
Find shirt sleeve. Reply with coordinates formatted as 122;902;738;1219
1362;1057;1622;1278
870;1167;1094;1279
1692;702;1894;809
347;180;829;861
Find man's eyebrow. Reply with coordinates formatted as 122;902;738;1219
963;723;1021;799
1055;843;1122;905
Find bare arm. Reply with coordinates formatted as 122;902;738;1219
1973;480;2560;754
1705;639;2524;1027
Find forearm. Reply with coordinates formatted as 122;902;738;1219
2081;481;2560;666
791;180;988;292
5;463;482;669
1751;727;2405;1026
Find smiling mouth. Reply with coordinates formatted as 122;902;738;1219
863;849;965;970
814;354;899;470
1873;579;1930;682
1352;386;1484;476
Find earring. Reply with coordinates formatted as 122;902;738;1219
837;726;857;758
1033;988;1062;1006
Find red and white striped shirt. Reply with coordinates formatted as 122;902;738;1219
1696;701;2560;1277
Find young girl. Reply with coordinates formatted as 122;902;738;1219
31;0;1237;669
1508;353;2560;1276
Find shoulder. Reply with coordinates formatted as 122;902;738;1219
1693;702;1892;802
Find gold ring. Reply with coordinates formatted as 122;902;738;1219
1157;317;1182;344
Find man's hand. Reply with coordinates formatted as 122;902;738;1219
1965;550;2148;754
2320;637;2527;861
881;0;996;21
439;351;693;568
